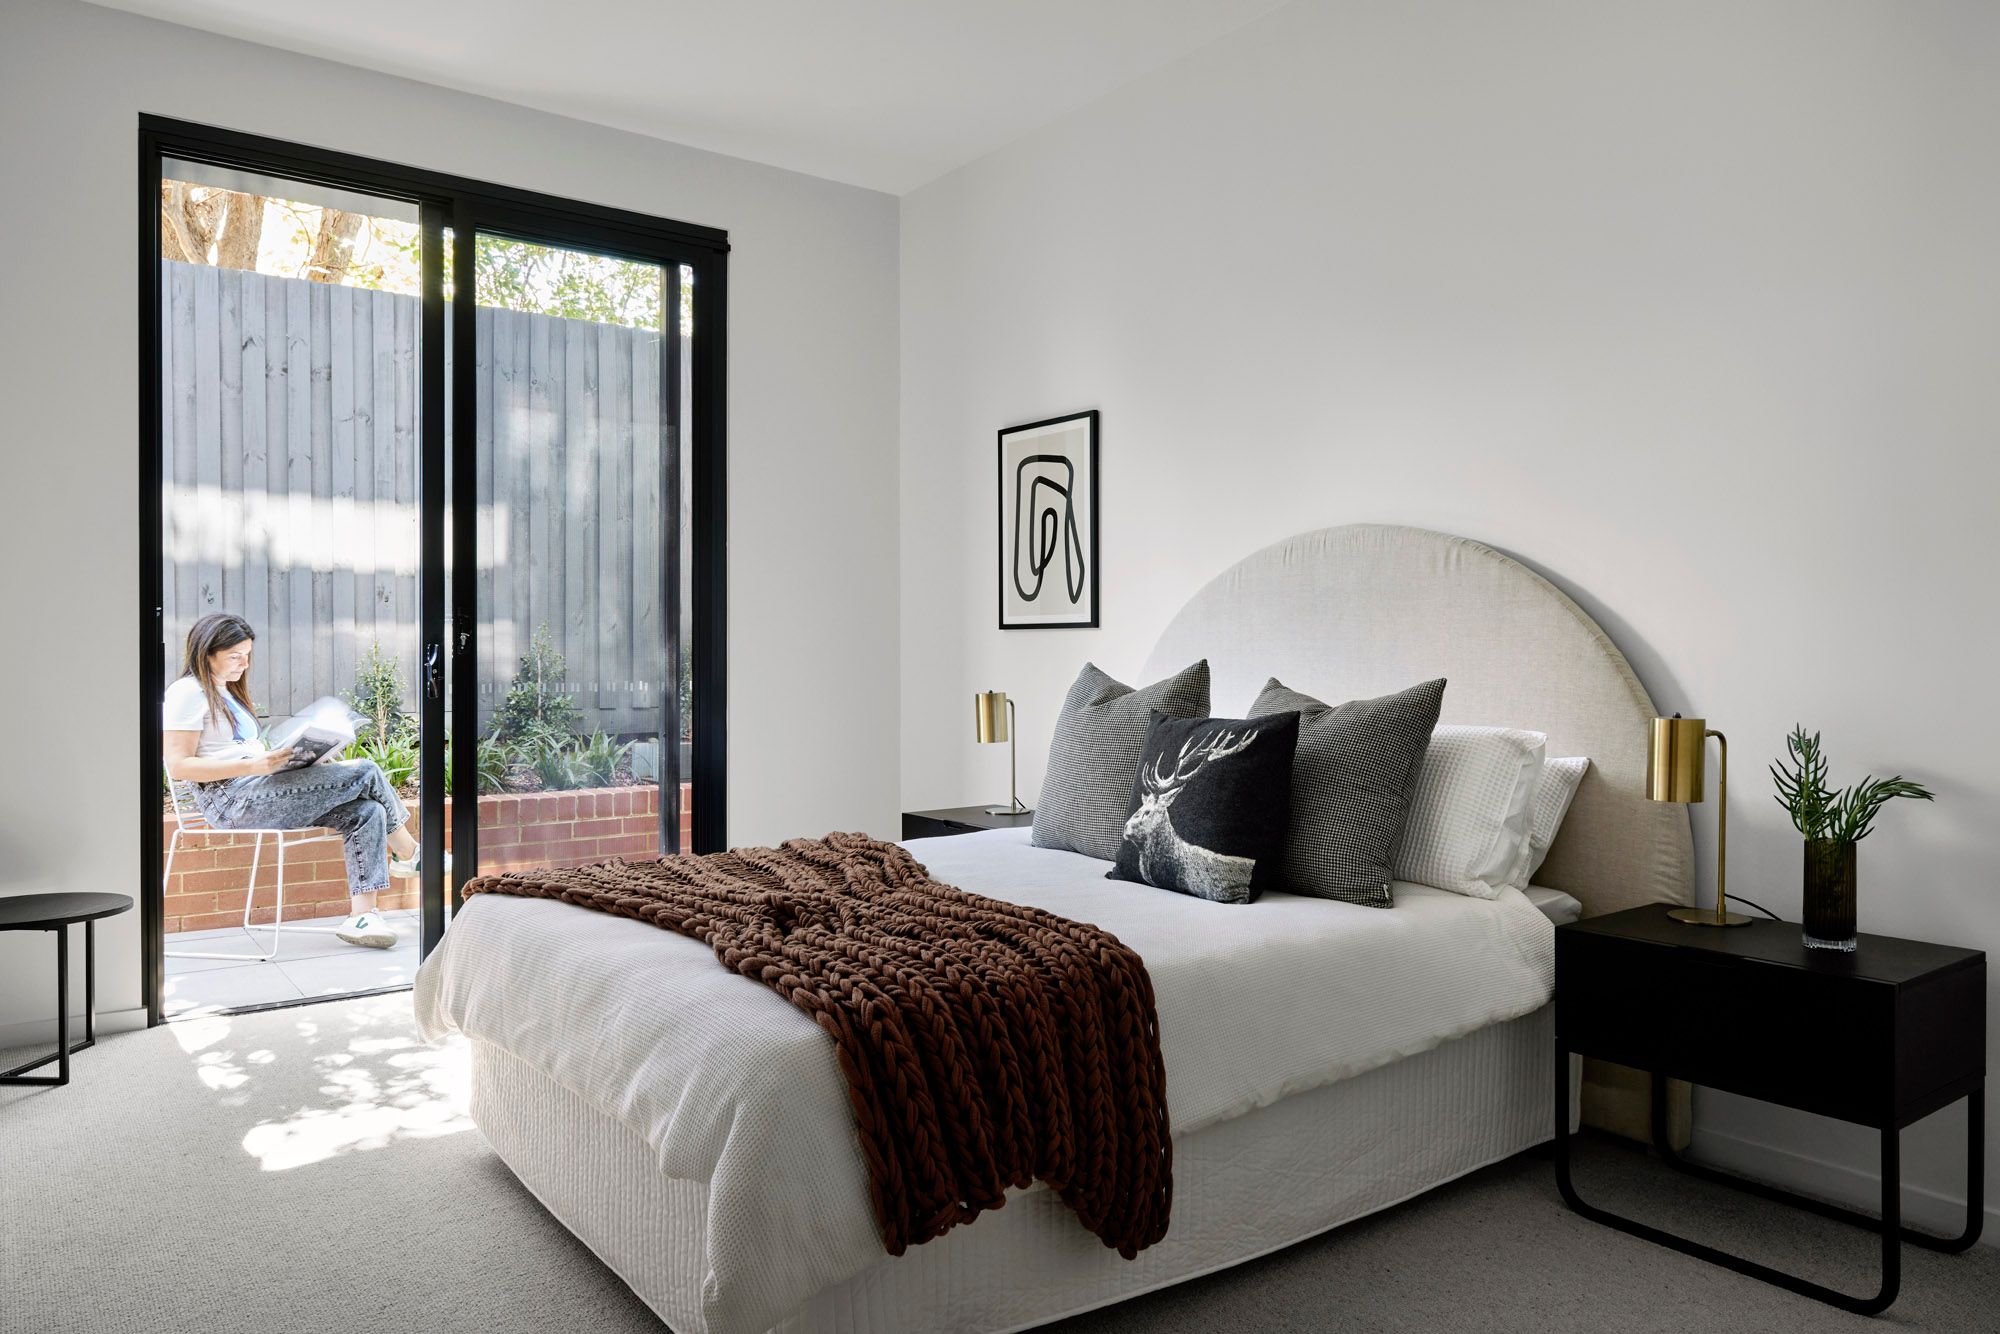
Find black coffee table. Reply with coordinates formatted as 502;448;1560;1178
0;892;133;1088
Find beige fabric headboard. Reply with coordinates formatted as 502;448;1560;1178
1141;524;1694;919
1141;525;1695;1140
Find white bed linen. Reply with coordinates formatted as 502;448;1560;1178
467;1006;1568;1334
415;828;1554;1334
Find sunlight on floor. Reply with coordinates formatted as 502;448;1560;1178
170;994;473;1170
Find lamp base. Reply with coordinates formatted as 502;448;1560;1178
983;803;1033;817
1667;906;1754;928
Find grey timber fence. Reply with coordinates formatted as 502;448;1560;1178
160;259;673;737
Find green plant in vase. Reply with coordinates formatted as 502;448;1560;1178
1770;726;1934;952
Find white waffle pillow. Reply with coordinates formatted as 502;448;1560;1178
1393;726;1547;899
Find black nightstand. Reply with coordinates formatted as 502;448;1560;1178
901;806;1035;841
1554;905;1985;1315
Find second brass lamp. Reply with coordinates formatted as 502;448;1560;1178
1647;713;1750;926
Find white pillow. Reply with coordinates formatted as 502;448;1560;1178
1525;756;1590;882
1393;726;1546;899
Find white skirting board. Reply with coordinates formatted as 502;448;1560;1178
0;1005;146;1051
1690;1122;1997;1250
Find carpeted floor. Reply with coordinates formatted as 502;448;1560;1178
3;994;1994;1333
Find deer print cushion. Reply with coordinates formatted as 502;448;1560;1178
1032;660;1211;861
1253;677;1447;909
1107;711;1302;905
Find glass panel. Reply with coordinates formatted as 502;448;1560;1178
158;167;430;1014
472;235;691;872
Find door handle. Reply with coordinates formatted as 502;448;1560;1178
424;642;442;699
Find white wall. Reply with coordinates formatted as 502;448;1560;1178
0;0;900;1040
902;0;1999;1234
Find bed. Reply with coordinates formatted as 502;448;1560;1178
415;523;1696;1334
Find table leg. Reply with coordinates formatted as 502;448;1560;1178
55;923;70;1087
84;918;96;1046
1;921;105;1088
1555;1043;1911;1314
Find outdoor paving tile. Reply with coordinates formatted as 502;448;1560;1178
164;950;266;976
274;943;421;1000
163;961;305;1017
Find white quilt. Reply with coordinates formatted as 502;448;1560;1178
414;828;1553;1334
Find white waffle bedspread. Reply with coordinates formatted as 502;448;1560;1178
414;827;1553;1334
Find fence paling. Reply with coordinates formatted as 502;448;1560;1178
161;259;673;736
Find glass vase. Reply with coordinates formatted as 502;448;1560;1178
1802;839;1857;952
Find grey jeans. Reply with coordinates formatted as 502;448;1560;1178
194;760;410;896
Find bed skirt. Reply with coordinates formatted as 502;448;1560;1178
467;1002;1575;1334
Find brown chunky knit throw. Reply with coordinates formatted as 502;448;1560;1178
461;832;1173;1258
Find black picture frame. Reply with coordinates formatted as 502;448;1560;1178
997;409;1099;629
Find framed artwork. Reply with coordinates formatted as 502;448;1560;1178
997;409;1098;629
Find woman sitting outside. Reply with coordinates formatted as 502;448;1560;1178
163;612;438;949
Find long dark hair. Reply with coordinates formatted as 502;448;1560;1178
181;613;257;733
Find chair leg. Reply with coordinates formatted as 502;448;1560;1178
243;831;264;933
165;829;282;964
267;835;288;961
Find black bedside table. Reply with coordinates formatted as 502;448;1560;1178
901;806;1034;841
0;892;133;1089
1554;904;1985;1315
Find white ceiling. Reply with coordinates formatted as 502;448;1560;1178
84;0;1292;194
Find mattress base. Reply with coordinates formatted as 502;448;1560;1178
469;1004;1570;1334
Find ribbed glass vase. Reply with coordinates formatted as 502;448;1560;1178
1802;839;1858;952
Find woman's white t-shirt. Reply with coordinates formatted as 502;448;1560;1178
163;676;264;762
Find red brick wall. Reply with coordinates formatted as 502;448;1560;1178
163;783;694;935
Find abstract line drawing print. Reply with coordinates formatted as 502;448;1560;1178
1012;454;1087;606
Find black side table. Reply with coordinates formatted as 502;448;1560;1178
0;892;133;1088
1554;904;1984;1315
901;806;1035;841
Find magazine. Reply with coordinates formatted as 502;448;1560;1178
264;697;360;772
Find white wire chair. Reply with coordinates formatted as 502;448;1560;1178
163;776;348;962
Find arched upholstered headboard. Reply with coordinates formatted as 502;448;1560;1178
1141;525;1694;920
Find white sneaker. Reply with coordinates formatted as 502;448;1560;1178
335;912;399;949
388;850;451;880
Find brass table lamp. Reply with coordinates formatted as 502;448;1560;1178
975;691;1032;816
1648;714;1750;926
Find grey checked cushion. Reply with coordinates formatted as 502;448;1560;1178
1252;676;1446;908
1032;661;1210;860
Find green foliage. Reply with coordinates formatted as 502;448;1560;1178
345;731;418;790
347;643;416;747
678;652;694;740
492;624;582;747
475;737;513;795
528;736;580;792
568;730;633;788
437;733;515;798
1771;726;1935;843
383;228;676;330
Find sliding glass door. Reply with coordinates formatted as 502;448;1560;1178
140;118;728;1023
455;230;696;881
153;161;439;1015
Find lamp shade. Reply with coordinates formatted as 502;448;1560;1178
1647;715;1707;803
974;691;1010;743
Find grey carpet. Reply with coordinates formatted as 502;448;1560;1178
2;994;1994;1333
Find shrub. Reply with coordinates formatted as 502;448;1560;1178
569;730;633;788
346;731;418;789
348;643;417;747
492;624;581;748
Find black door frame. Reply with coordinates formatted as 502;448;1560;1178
138;116;729;1025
